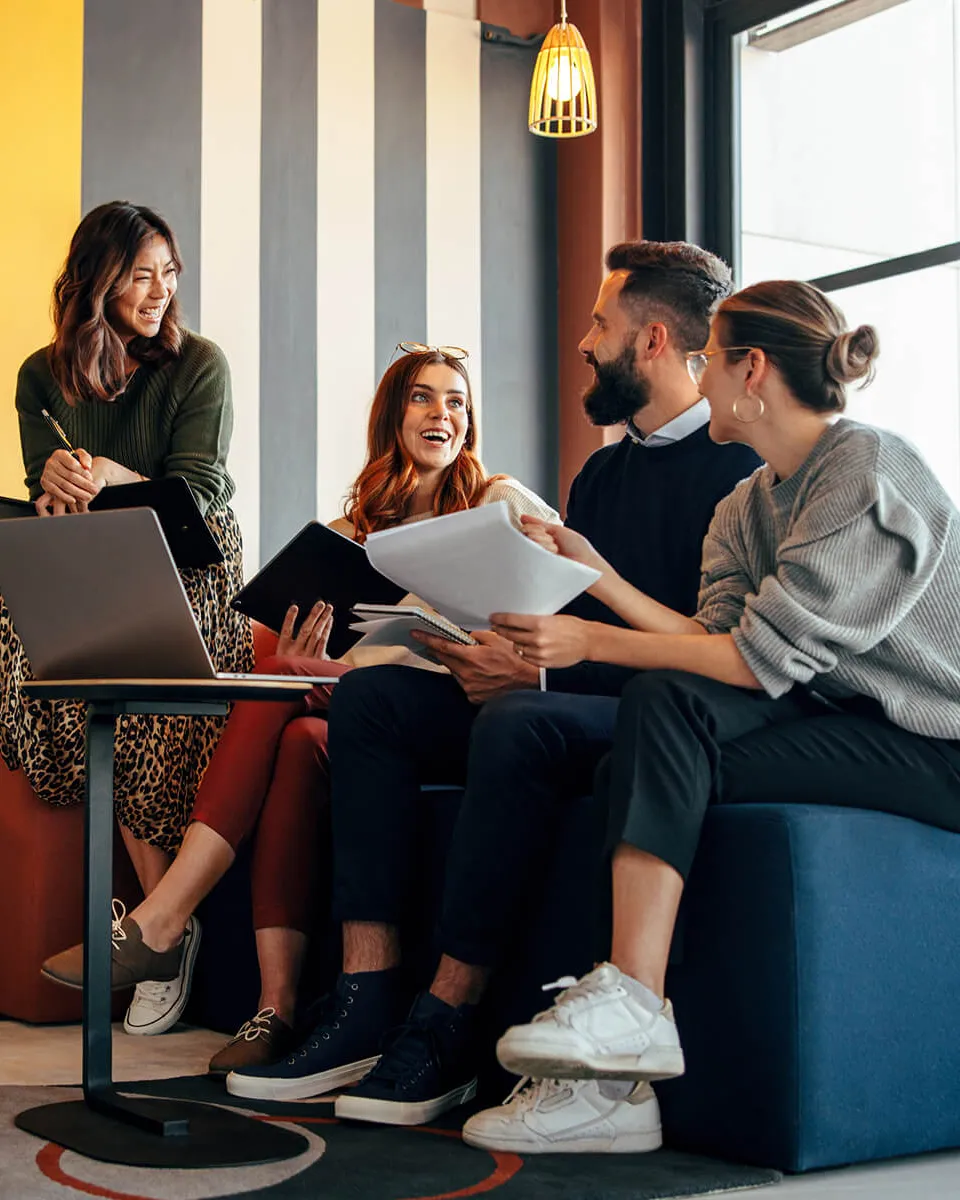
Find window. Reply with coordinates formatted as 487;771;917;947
708;0;960;499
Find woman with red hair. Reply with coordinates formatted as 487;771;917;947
43;345;557;1070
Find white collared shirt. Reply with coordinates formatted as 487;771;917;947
625;397;711;448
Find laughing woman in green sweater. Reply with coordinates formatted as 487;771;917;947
1;202;252;1016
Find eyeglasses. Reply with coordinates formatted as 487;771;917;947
685;347;755;387
395;341;469;361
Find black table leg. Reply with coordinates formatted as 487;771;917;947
15;702;307;1167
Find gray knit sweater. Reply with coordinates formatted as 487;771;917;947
695;419;960;739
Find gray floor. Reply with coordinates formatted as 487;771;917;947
708;1149;960;1198
3;1020;959;1197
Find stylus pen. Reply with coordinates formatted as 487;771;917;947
40;408;83;463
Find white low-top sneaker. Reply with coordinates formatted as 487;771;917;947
123;915;201;1037
462;1077;662;1154
496;964;684;1082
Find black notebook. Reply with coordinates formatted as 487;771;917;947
0;479;222;570
89;477;224;569
231;521;406;660
0;496;37;520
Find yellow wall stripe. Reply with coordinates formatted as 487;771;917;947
0;0;83;497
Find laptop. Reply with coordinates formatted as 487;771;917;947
0;508;335;688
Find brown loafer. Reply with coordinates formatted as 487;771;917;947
208;1008;297;1078
41;899;184;991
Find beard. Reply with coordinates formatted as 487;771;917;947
582;342;652;426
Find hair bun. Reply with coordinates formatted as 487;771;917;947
825;324;879;387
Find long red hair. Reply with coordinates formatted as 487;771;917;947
344;351;493;542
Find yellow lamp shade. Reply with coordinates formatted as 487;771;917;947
529;17;597;139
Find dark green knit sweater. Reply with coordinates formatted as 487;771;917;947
15;331;235;515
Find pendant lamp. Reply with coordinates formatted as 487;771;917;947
528;0;598;139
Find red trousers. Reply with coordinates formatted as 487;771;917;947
190;655;352;933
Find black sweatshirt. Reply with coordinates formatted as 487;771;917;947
546;424;762;696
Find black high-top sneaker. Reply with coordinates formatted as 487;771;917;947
335;991;479;1126
227;968;406;1102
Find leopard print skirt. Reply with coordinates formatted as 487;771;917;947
0;506;253;854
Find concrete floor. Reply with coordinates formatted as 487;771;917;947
2;1019;959;1197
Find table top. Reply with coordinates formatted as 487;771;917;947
23;678;329;703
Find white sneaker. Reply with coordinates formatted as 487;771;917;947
123;915;201;1036
496;964;684;1082
462;1077;662;1154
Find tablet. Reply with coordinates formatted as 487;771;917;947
89;477;224;569
0;496;37;520
231;521;406;659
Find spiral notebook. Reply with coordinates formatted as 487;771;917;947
350;604;477;647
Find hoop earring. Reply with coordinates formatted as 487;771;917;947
732;394;765;424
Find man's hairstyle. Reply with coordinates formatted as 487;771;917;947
605;240;733;355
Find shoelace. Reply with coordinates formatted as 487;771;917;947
111;898;128;952
287;981;356;1063
131;979;175;1012
366;1014;443;1087
502;1075;571;1113
534;967;618;1026
237;1007;278;1043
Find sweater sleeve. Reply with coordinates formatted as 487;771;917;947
163;341;234;514
15;356;60;499
732;474;948;697
482;478;560;525
694;490;755;635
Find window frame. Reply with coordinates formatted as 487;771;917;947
704;0;960;287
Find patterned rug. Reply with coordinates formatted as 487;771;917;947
1;1075;781;1200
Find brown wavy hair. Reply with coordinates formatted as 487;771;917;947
344;351;495;542
49;201;185;404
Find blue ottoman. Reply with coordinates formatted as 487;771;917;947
658;803;960;1171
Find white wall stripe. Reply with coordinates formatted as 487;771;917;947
425;9;483;443
316;0;377;524
200;0;263;569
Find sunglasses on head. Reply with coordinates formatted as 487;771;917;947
394;341;469;361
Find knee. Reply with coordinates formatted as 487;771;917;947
253;653;294;677
326;665;409;731
278;715;329;762
471;691;563;764
618;669;707;722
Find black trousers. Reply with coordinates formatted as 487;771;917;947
607;670;960;879
326;666;619;966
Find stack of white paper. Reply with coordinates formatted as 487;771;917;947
361;501;600;630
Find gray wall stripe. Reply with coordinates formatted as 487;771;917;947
259;0;319;560
374;0;427;373
480;40;559;506
81;0;203;325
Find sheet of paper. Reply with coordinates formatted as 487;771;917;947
362;502;600;629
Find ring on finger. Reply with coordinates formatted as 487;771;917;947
516;646;525;658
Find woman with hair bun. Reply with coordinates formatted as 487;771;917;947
42;344;557;1075
479;280;960;1121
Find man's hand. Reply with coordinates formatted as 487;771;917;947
410;628;541;704
276;600;334;659
490;613;594;670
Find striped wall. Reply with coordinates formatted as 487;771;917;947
1;0;559;569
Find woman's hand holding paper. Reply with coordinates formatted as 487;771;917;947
519;516;615;590
277;600;334;659
489;612;594;670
